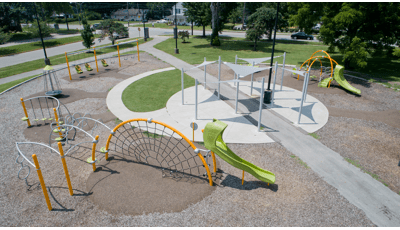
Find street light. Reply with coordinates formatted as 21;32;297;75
174;3;179;54
33;3;50;65
265;2;280;103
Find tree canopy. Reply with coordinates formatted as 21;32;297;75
183;2;211;37
98;19;128;45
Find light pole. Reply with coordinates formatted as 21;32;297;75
265;2;280;103
33;3;50;65
174;3;179;54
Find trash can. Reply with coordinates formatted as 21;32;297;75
263;90;272;104
173;27;178;39
144;27;149;39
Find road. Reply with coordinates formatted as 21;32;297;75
0;24;320;69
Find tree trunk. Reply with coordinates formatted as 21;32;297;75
268;27;273;40
241;3;246;31
191;21;193;35
210;2;220;46
203;25;205;37
65;15;69;30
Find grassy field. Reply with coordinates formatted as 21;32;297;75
154;36;400;82
0;34;100;57
7;29;80;42
0;38;151;79
122;69;195;112
0;74;40;94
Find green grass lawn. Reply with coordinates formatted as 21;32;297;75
0;37;150;79
122;69;195;112
7;29;80;42
0;34;100;57
154;37;400;82
0;74;40;94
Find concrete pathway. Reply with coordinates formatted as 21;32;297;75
136;36;400;226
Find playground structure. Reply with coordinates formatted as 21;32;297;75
297;50;361;95
43;65;62;96
65;39;141;80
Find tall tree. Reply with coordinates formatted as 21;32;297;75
183;2;211;37
98;19;128;45
81;18;95;49
246;7;284;50
0;2;24;32
288;3;324;34
210;2;237;46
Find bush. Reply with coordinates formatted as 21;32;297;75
25;22;52;38
211;36;220;46
0;26;12;44
86;11;102;21
178;30;189;43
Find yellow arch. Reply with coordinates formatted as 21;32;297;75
104;118;214;186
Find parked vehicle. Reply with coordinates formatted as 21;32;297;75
156;19;168;23
92;23;101;30
112;32;129;39
291;32;314;40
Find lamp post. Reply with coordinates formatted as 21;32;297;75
33;3;50;65
174;3;179;54
264;2;280;104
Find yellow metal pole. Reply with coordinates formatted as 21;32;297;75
53;108;63;138
136;39;140;62
32;154;52;211
91;135;99;171
20;98;31;127
242;170;244;185
93;47;99;72
211;151;217;173
65;52;72;81
117;42;121;67
105;134;113;160
58;142;73;196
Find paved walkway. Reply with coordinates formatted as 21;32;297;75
135;36;400;226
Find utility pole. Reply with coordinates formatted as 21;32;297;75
241;3;246;31
33;3;50;65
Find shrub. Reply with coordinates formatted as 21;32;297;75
0;26;12;44
25;22;52;38
178;30;189;43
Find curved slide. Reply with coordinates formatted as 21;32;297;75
203;119;275;184
318;64;361;95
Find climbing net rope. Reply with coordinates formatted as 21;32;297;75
106;119;212;183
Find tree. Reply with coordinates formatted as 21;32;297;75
288;3;324;34
0;26;12;44
290;2;400;69
98;19;128;45
210;2;237;46
183;2;211;37
42;2;73;30
0;2;24;32
146;2;174;20
81;18;95;49
246;7;284;46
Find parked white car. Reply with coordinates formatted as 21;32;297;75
112;32;129;39
156;19;168;23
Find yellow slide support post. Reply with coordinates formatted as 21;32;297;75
65;52;72;81
53;108;63;138
32;154;52;211
20;98;31;127
117;42;121;68
58;142;73;196
93;47;99;72
136;39;140;62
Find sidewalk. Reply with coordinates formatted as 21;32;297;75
137;36;400;227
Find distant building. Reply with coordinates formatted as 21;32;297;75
166;3;189;25
111;8;149;21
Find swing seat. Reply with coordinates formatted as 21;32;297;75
101;59;108;67
41;118;47;121
34;119;39;122
58;121;64;124
48;118;53;121
85;63;93;71
21;117;29;121
75;65;83;74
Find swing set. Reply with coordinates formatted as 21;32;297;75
65;39;141;80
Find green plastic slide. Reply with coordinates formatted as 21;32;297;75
318;64;361;95
333;65;361;95
203;119;276;184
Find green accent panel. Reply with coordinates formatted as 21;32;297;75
333;65;361;95
203;119;276;184
100;147;107;153
21;117;28;121
318;77;330;88
43;65;53;71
